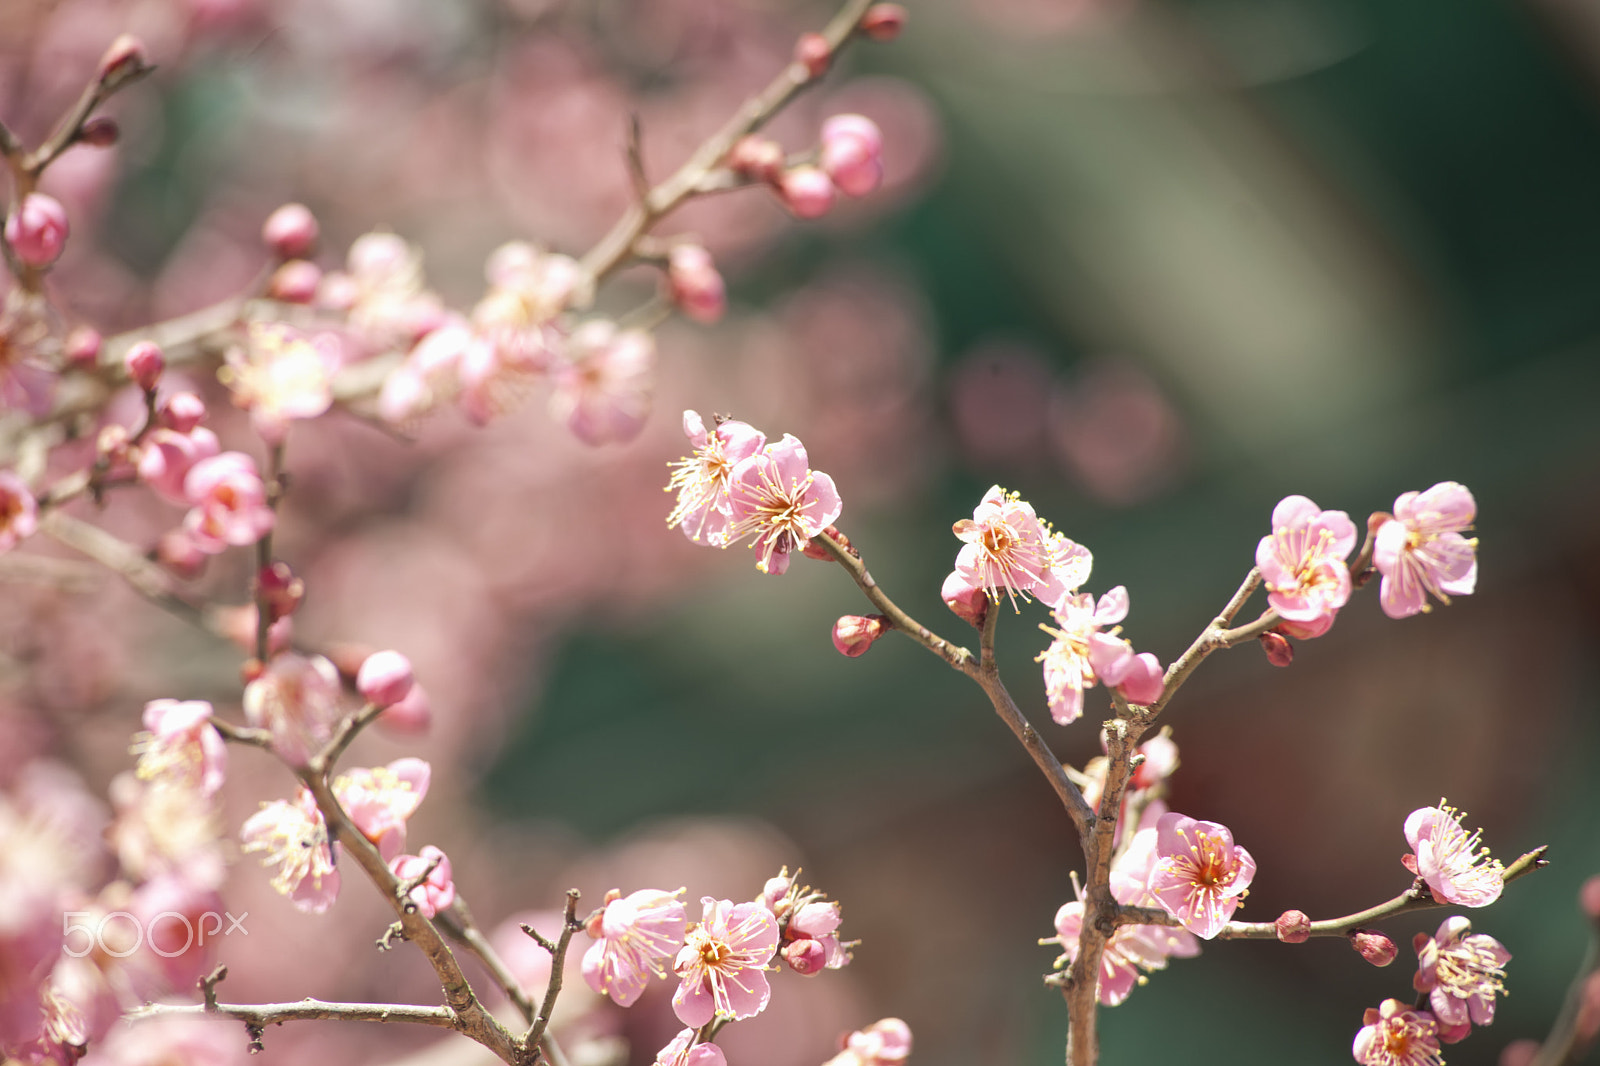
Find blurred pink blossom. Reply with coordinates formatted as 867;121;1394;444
220;323;337;444
0;471;38;553
5;193;69;267
240;788;340;913
242;652;341;767
549;321;655;445
333;758;431;862
1374;482;1478;619
137;425;220;505
181;452;275;554
130;699;225;797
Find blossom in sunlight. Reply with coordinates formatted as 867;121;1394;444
181;452;275;555
1352;999;1443;1066
952;485;1050;609
582;888;687;1007
726;434;842;575
389;845;456;918
130;699;225;797
1413;916;1509;1035
1256;494;1356;633
240;788;339;913
1036;587;1161;724
332;758;431;861
1374;482;1478;619
219;323;336;444
1403;802;1503;908
666;410;767;547
137;425;220;505
243;653;342;767
0;471;38;554
1147;811;1255;939
548;320;654;445
822;1018;913;1066
671;896;779;1027
655;1028;726;1066
319;231;444;355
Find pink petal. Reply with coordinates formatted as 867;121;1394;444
801;471;843;534
1094;586;1130;626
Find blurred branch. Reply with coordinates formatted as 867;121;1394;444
38;510;206;629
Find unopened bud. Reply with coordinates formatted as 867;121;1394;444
727;135;785;183
262;203;319;260
941;571;988;629
124;341;164;392
802;526;851;560
820;114;884;198
78;116;120;148
794;32;831;78
97;35;148;84
1274;910;1311;944
255;561;305;624
357;650;415;708
268;259;322;303
783;936;827;976
156;529;207;580
64;326;102;368
778;165;835;219
160;392;206;433
6;193;69;268
833;614;888;657
379;681;432;735
1259;631;1294;667
763;873;794;912
861;4;907;41
666;245;726;324
1350;929;1397;967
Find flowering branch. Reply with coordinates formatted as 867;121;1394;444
813;530;974;671
436;900;535;1023
1146;566;1268;718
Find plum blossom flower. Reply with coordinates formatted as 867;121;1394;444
1352;999;1443;1066
0;471;38;554
219;323;336;444
822;1018;913;1066
726;434;842;575
389;845;456;918
1413;916;1509;1033
130;699;226;797
378;317;471;425
319;231;444;356
952;486;1050;608
665;410;767;546
1256;495;1356;632
1374;482;1478;619
242;653;342;767
1036;587;1162;724
182;452;275;555
1148;811;1256;939
240;788;339;913
137;426;220;505
332;758;431;861
549;320;654;445
671;896;779;1027
582;888;688;1007
108;773;226;890
655;1029;726;1066
1403;802;1504;908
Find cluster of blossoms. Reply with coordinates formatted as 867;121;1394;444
730;113;888;220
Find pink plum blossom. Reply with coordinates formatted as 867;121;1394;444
137;426;220;505
319;231;444;355
131;699;226;797
726;433;843;575
389;845;456;918
1374;482;1478;619
671;896;779;1027
581;887;688;1007
953;486;1051;608
240;788;340;913
108;773;226;890
181;452;275;554
220;324;336;444
786;898;850;971
1403;802;1504;908
0;471;38;554
332;758;431;861
549;321;654;445
941;569;989;627
1256;495;1356;632
1036;586;1160;724
655;1029;726;1066
1413;916;1509;1032
378;319;470;425
666;410;767;546
1148;811;1256;939
822;1019;913;1066
1352;999;1443;1066
242;653;342;767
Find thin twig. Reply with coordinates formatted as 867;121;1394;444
132;998;457;1030
813;529;975;672
38;510;207;629
524;889;581;1052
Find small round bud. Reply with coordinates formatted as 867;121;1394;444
794;32;831;79
782;937;827;976
63;326;102;368
98;35;148;83
833;614;888;657
778;165;835;219
255;561;305;624
941;571;988;629
262;203;319;260
820;114;885;198
666;245;726;324
156;529;207;580
124;341;164;392
78;116;120;148
1274;910;1311;944
268;259;322;303
1350;929;1397;967
160;392;207;433
1259;631;1294;668
860;3;907;41
6;193;69;267
378;680;431;735
727;135;785;183
357;650;415;708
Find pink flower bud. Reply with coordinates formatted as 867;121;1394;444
820;114;884;198
268;259;322;303
762;873;793;912
941;570;988;628
1259;631;1294;667
667;245;727;324
6;193;69;267
64;326;102;368
156;529;207;580
262;203;319;260
790;900;842;938
1350;929;1397;967
98;35;148;83
125;341;164;392
1113;651;1164;705
1275;910;1311;944
794;32;831;78
832;614;888;657
1437;1019;1472;1045
79;116;120;148
727;135;786;183
256;561;305;624
379;680;432;735
861;4;907;41
783;936;828;976
160;391;207;433
358;650;415;708
778;165;835;219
